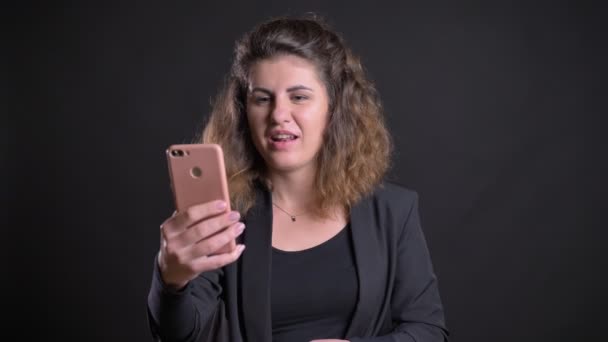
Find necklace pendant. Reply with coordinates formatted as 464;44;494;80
291;216;296;222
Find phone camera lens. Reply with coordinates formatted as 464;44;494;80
171;149;184;157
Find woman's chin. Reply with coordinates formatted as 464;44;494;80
265;158;315;175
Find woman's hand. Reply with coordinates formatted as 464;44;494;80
157;200;246;290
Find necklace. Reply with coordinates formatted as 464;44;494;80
272;202;308;222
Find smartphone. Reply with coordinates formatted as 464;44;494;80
165;143;235;254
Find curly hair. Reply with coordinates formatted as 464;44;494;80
200;14;392;218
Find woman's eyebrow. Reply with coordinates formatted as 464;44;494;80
250;87;272;95
249;85;313;94
286;85;313;92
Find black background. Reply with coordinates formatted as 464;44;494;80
9;1;606;341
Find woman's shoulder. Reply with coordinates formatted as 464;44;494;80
369;180;419;205
352;181;420;234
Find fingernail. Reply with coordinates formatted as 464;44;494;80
229;211;240;221
238;244;246;253
216;201;227;210
236;223;246;235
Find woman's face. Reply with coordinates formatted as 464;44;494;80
246;54;330;176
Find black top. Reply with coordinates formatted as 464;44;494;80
271;224;358;341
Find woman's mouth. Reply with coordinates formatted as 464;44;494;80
271;133;297;142
268;133;299;150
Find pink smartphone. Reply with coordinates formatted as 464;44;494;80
165;143;235;254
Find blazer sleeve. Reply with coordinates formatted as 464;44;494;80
351;192;450;342
146;255;225;342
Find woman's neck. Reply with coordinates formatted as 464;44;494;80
267;168;315;213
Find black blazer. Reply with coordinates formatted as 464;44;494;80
147;182;449;342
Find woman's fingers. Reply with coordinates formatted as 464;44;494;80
169;211;241;250
161;200;229;239
185;221;245;259
157;201;246;286
191;244;246;273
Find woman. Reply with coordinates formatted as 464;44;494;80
147;14;449;342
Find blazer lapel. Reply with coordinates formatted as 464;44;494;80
239;184;273;341
344;195;378;338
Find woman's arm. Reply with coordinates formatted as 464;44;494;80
350;193;450;342
146;200;245;341
147;256;224;342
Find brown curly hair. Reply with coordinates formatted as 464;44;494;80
200;14;392;218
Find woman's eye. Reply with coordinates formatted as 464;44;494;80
254;96;270;104
292;95;308;102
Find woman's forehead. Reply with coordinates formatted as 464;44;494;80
247;55;325;91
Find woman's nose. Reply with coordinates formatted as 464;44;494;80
270;96;291;123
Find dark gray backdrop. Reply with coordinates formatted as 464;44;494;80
9;1;605;341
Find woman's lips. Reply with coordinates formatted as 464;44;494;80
267;135;298;150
